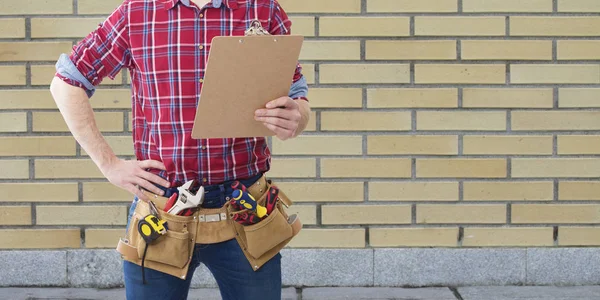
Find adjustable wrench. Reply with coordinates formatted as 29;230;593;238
166;180;205;215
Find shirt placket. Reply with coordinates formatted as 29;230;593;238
196;4;208;184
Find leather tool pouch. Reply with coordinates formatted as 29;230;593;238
117;193;198;280
229;178;302;271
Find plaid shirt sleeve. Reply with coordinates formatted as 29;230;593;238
55;0;132;96
271;0;308;101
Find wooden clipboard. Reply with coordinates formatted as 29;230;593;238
191;33;304;139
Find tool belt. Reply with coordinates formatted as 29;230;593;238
116;174;302;280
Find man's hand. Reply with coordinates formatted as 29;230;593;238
101;158;171;202
255;96;309;140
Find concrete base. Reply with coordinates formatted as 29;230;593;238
0;248;599;288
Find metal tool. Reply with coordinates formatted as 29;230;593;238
166;180;205;215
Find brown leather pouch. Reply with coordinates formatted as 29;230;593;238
229;178;302;271
117;191;198;280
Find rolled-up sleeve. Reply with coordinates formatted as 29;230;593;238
55;0;131;98
270;0;309;101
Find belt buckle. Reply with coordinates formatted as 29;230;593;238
199;213;227;222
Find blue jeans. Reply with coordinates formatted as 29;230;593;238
123;173;282;300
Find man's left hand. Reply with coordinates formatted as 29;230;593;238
255;96;302;140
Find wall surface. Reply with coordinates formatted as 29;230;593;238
0;0;599;287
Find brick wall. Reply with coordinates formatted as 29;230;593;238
0;0;599;251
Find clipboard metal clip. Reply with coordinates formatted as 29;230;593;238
245;19;270;36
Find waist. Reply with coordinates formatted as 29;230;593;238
155;172;263;199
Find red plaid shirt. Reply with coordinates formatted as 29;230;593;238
56;0;308;186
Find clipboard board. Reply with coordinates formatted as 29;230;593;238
191;23;304;139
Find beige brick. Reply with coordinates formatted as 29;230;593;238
277;0;361;13
300;41;360;60
0;90;61;110
417;159;507;178
367;0;457;12
462;40;552;60
128;112;132;132
320;64;410;84
559;227;600;246
370;228;458;247
0;183;78;202
0;137;75;157
322;205;411;225
322;158;412;178
415;17;505;36
287;229;365;248
415;64;506;84
0;42;72;62
78;0;123;14
512;159;600;178
289;17;315;37
417;111;506;131
463;136;553;155
82;136;133;156
0;206;31;225
32;18;104;38
35;159;103;179
511;17;600;36
33;112;124;132
32;65;123;86
559;135;600;155
287;205;316;225
511;65;600;84
91;89;132;109
560;181;600;201
0;160;29;179
512;111;600;131
560;88;600;108
417;204;506;224
309;88;362;108
301;63;315;84
368;135;458;155
273;182;364;203
368;88;458;108
464;181;554;201
369;182;459;201
305;111;317;132
463;227;553;247
37;205;127;225
0;112;27;132
320;17;410;37
269;158;316;178
464;0;552;12
366;40;456;60
558;0;600;12
0;229;80;249
2;0;73;14
272;136;362;155
0;66;26;86
83;182;132;202
463;88;553;108
558;41;600;60
85;228;125;248
322;111;411;131
0;19;25;38
512;204;600;224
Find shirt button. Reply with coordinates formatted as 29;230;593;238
199;78;204;83
199;45;204;50
199;13;204;18
202;178;207;183
201;145;207;150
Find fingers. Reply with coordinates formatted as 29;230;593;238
262;122;295;140
126;184;149;202
257;116;296;131
265;96;294;109
137;169;170;189
138;160;167;171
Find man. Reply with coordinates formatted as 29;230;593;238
49;0;310;299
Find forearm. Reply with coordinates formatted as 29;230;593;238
294;99;310;137
50;77;118;172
